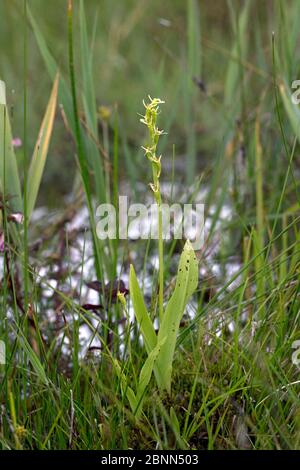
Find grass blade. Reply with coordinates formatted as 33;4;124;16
0;80;22;212
27;6;76;133
26;74;59;218
15;324;49;387
185;0;201;184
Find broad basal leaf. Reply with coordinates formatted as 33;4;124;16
155;240;198;393
129;264;157;354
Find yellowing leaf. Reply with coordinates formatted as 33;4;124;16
26;74;59;218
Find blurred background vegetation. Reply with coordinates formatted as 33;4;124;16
0;0;298;206
1;1;300;450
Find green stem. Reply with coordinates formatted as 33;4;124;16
152;160;163;321
158;200;164;322
141;97;165;321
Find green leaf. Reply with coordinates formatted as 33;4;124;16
155;240;198;393
136;336;166;407
112;358;138;415
0;80;22;212
27;7;76;134
129;264;157;354
170;407;181;435
79;0;97;134
14;324;49;386
224;0;250;111
79;0;105;204
28;5;106;203
26;74;59;218
113;337;166;418
279;80;300;142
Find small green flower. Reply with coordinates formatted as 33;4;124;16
140;96;165;202
140;96;165;320
117;291;127;309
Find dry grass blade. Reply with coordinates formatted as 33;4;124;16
26;74;59;218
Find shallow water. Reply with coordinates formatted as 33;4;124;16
0;173;244;368
17;179;241;360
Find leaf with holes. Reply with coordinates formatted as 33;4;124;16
155;240;198;393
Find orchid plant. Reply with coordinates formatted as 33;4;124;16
115;97;199;417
